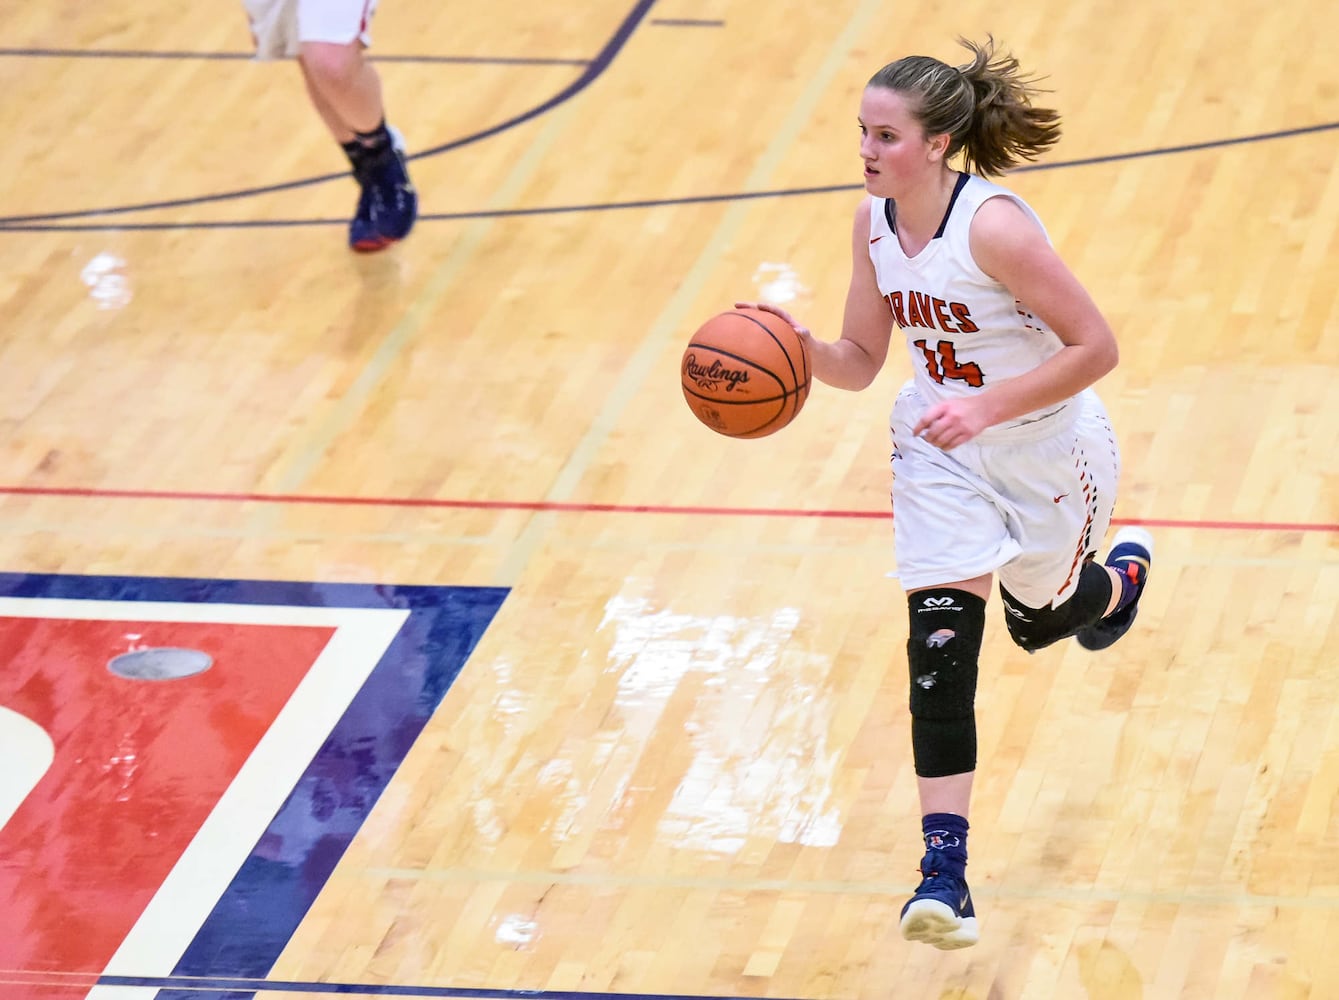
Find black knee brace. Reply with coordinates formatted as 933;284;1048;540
907;588;986;778
999;560;1113;652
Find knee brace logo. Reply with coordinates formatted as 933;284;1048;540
1001;597;1032;622
915;672;937;689
919;596;961;612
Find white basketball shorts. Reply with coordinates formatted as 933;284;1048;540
889;382;1121;608
243;0;379;60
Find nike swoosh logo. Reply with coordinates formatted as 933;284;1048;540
1053;493;1068;503
869;236;884;244
959;893;970;910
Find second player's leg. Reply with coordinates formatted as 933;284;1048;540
298;41;385;141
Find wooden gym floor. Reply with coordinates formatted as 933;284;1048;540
0;0;1336;998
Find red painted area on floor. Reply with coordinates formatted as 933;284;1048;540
0;617;335;982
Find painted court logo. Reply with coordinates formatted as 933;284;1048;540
0;572;509;1000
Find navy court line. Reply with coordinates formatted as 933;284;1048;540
1016;118;1339;171
2;120;1335;233
0;46;589;65
96;974;806;999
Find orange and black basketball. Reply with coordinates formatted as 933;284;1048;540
680;308;811;439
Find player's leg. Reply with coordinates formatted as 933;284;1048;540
1000;556;1117;650
297;49;412;251
297;44;383;142
889;386;1017;950
296;0;416;250
995;391;1153;652
899;574;989;951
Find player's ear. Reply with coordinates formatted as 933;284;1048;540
927;132;951;162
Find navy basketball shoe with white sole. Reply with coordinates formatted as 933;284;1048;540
899;849;979;950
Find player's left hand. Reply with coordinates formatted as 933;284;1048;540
914;399;991;451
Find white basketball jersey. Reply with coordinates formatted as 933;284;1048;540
868;174;1073;441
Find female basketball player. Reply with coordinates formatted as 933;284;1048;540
739;37;1153;950
242;0;417;251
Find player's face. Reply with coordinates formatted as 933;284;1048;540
858;87;944;197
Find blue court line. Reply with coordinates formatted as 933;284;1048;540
2;119;1335;234
0;47;588;66
1017;118;1339;169
0;184;852;232
97;974;800;999
649;18;726;26
0;0;656;226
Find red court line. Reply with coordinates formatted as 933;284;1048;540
0;485;1334;533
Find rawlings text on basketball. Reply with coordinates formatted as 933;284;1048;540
682;354;751;392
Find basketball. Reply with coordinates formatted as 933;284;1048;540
680;307;811;439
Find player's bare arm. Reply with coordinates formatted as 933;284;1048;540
967;196;1119;425
807;199;895;391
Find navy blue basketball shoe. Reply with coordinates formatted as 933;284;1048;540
899;849;979;950
1076;526;1154;651
349;126;417;252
